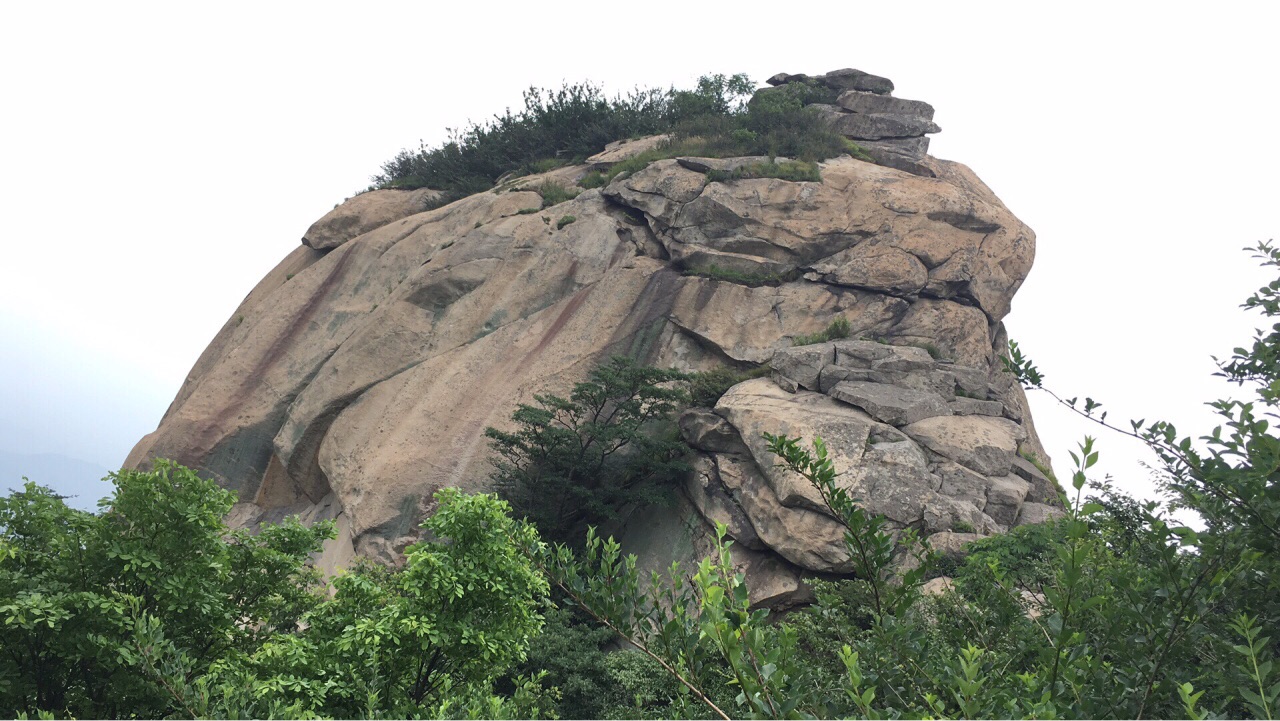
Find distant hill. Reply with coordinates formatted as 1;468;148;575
0;452;112;511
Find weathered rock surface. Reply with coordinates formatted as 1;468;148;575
303;188;445;250
127;69;1056;604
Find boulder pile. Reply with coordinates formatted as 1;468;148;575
767;68;941;177
680;340;1061;583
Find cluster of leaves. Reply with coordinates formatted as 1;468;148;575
374;72;859;204
484;356;694;546
791;315;853;346
0;462;333;718
373;74;753;197
187;488;550;719
0;473;550;720
687;364;773;408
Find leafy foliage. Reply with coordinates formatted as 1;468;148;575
0;462;333;719
485;356;693;545
197;488;549;719
687;364;773;408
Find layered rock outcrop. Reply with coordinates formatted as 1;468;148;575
765;68;941;177
127;69;1054;606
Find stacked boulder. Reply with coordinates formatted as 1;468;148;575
767;68;940;177
679;339;1062;585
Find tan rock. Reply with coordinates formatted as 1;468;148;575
303;188;445;250
586;134;672;166
715;378;874;514
928;531;986;560
684;453;764;550
127;137;1048;598
921;576;955;596
904;415;1023;477
811;244;928;295
714;453;852;573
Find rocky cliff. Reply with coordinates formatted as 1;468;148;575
127;69;1059;605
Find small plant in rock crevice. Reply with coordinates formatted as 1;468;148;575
791;315;852;346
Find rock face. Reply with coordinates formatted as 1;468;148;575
127;69;1056;607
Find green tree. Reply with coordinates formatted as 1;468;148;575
485;356;692;544
0;462;332;718
195;488;550;719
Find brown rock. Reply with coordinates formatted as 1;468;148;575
586;134;671;166
303;188;444;250
128;135;1046;592
904;415;1022;477
829;380;949;427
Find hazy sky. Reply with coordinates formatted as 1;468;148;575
1;2;1277;506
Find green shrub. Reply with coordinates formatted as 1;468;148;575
0;465;334;719
556;215;576;230
538;181;580;208
687;364;772;407
526;157;567;174
578;171;609;189
843;138;876;163
516;207;540;215
484;356;692;545
917;341;943;359
791;315;852;346
372;72;857;200
682;263;787;287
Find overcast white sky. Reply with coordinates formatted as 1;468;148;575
1;2;1276;507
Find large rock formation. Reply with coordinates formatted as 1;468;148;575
127;69;1056;606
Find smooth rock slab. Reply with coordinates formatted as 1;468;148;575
303;188;444;250
928;531;986;561
684;454;764;550
679;409;742;453
716;379;874;514
935;461;991;508
830;380;949;427
904;415;1021;476
1011;454;1060;504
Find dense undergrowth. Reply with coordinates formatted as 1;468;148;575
371;73;856;207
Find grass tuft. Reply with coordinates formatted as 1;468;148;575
682;263;787;287
791;316;852;346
